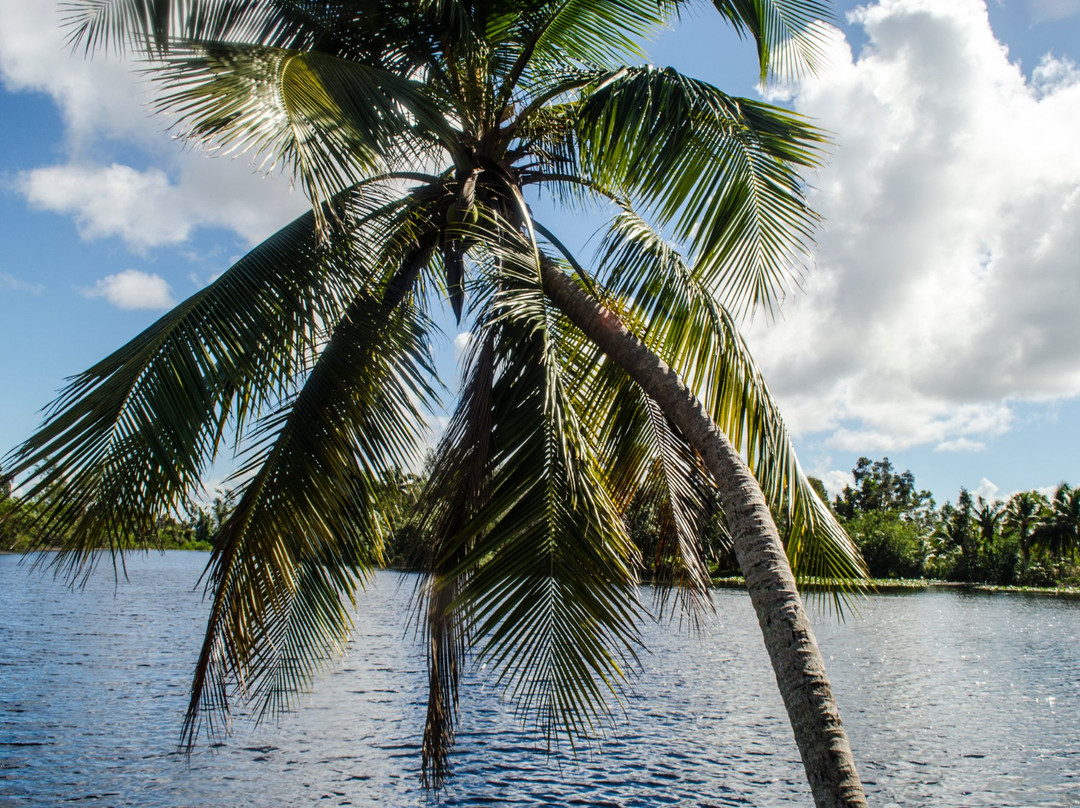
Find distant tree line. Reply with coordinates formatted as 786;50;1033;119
826;457;1079;587
371;453;741;584
1;469;230;554
377;455;1079;588
5;457;1077;589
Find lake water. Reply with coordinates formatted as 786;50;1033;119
1;553;1078;807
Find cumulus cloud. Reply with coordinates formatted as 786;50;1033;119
453;331;473;363
0;0;305;252
813;466;856;498
84;269;175;310
746;0;1080;455
21;164;195;249
973;476;1001;502
935;437;988;454
18;159;302;251
0;1;156;146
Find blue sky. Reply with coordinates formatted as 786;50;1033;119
1;0;1078;505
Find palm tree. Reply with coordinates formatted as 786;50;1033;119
936;489;977;581
1034;484;1080;564
975;496;1003;557
1003;490;1047;576
5;2;867;805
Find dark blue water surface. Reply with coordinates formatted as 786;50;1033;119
2;553;1078;807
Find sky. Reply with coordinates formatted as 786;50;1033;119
0;0;1078;506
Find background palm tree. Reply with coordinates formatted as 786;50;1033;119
1034;484;1080;564
975;496;1003;558
1004;490;1046;576
937;488;977;581
4;2;866;805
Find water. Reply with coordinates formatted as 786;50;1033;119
1;553;1078;807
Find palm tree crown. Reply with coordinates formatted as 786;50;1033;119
5;1;864;802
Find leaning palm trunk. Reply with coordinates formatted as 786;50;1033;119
541;261;867;808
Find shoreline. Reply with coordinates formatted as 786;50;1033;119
710;575;1080;598
6;551;1078;597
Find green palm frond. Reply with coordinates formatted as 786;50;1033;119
152;43;452;222
416;327;497;785
62;0;210;54
533;265;713;618
506;64;600;170
3;196;374;579
674;0;834;81
576;355;715;618
594;207;866;590
576;66;825;315
183;293;437;746
64;0;303;55
504;0;665;74
458;311;642;739
65;1;439;67
417;256;642;784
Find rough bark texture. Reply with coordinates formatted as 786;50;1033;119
540;262;868;808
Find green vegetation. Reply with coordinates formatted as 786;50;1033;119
11;455;1074;594
824;457;1079;588
365;456;1080;591
1;477;228;554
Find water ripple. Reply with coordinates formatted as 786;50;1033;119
2;554;1078;806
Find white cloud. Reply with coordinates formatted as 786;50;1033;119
17;159;302;252
1032;54;1080;95
973;476;1001;502
453;331;473;363
745;0;1080;453
0;0;305;253
84;269;175;310
21;163;194;249
0;273;43;294
0;1;156;146
815;467;856;498
935;437;987;453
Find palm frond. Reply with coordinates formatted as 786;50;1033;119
593;207;866;591
183;293;437;747
519;249;713;620
62;0;240;54
458;296;643;738
415;327;498;785
152;42;453;223
3;195;371;579
414;227;537;785
576;66;825;315
578;357;715;619
64;1;442;68
494;0;665;94
417;255;642;784
703;0;835;81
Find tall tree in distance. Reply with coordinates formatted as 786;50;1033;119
833;456;932;521
1035;484;1080;564
937;488;977;581
4;2;867;806
1004;490;1046;575
975;496;1004;555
